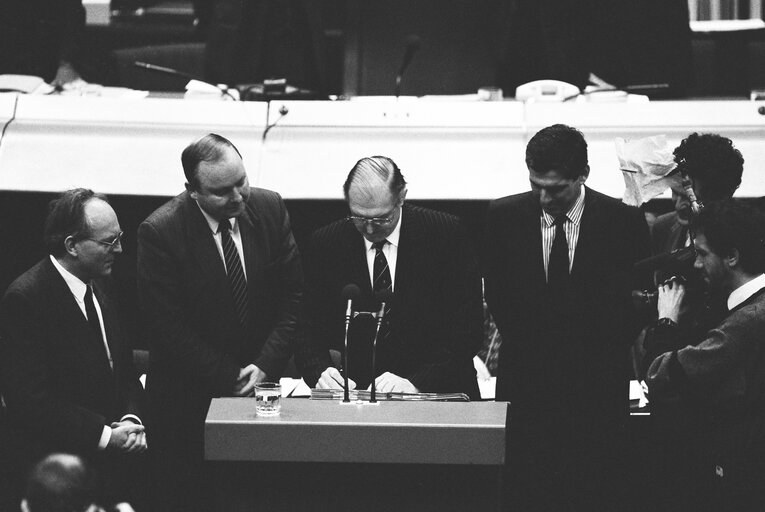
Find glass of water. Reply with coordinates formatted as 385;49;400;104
255;382;281;416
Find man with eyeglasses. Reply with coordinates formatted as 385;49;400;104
296;155;483;399
0;189;147;509
137;133;302;511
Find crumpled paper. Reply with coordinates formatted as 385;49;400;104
616;135;681;206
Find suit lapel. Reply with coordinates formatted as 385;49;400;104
518;194;546;287
239;201;262;290
182;194;229;284
571;187;600;279
341;222;373;296
395;205;426;300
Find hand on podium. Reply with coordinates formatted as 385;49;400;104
317;367;356;390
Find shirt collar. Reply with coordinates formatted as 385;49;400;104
50;254;88;303
728;273;765;310
196;201;239;235
541;185;586;227
363;207;403;252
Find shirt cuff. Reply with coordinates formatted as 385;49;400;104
98;425;111;450
121;414;142;425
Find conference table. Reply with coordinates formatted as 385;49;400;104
205;397;508;511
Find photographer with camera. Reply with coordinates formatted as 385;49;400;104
637;200;765;511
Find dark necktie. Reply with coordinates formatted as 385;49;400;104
219;219;249;327
84;284;109;364
372;240;392;295
548;215;569;286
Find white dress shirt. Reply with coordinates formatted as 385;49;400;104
540;186;586;280
363;210;402;292
728;273;765;311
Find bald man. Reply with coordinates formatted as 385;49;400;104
296;156;482;399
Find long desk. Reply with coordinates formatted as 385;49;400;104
1;94;764;200
205;398;507;511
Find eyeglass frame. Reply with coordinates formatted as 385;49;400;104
83;231;124;249
345;196;403;227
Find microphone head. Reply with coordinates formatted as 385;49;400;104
341;283;361;300
404;34;421;51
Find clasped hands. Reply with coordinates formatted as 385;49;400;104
108;421;147;453
317;367;419;394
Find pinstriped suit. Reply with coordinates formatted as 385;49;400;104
297;203;482;399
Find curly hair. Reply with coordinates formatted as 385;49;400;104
525;124;589;180
673;133;743;201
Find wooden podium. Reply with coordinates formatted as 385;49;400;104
205;398;508;511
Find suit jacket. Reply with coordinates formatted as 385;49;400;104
0;257;143;464
297;204;483;399
136;188;302;453
484;187;649;423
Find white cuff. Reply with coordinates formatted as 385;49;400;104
98;425;111;450
121;414;142;425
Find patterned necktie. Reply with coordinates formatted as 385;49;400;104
219;219;249;327
548;215;569;286
84;284;109;366
372;240;392;295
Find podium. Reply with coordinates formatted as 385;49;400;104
205;398;507;511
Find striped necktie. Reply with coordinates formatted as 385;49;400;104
372;240;392;295
219;219;249;327
548;215;569;286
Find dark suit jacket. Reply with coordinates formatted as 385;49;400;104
297;204;483;399
136;188;302;458
0;257;143;464
484;187;649;422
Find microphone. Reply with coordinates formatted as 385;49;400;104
133;61;239;101
369;290;393;403
682;175;704;216
340;284;361;403
563;83;669;102
395;35;421;98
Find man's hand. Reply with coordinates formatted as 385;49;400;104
107;421;147;453
369;372;419;393
316;367;356;390
657;278;686;323
52;61;84;89
235;364;267;396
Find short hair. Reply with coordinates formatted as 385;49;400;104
343;156;407;200
693;200;765;275
181;133;243;189
43;189;108;257
525;124;589;179
674;133;744;201
24;453;98;512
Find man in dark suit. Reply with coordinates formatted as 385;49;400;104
0;189;147;509
137;133;302;511
297;156;482;399
483;124;649;510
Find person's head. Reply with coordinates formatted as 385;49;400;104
343;156;407;243
691;200;765;296
182;133;250;221
671;133;744;223
525;124;589;217
21;453;99;512
44;189;122;282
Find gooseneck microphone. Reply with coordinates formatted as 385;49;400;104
133;61;239;101
395;35;421;98
340;284;361;403
370;290;393;403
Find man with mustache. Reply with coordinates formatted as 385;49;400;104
639;200;765;511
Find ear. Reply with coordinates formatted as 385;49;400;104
725;248;740;269
63;235;79;258
398;187;408;204
579;165;590;183
185;182;198;199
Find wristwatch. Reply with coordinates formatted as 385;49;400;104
656;317;678;328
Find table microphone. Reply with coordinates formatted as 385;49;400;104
340;284;361;403
370;290;393;403
395;35;421;98
133;61;239;100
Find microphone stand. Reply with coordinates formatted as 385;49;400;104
342;299;353;403
369;301;387;404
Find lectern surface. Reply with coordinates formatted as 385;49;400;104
205;397;506;465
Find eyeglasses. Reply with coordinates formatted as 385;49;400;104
346;214;395;226
85;231;124;249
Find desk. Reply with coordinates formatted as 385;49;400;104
205;398;507;511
